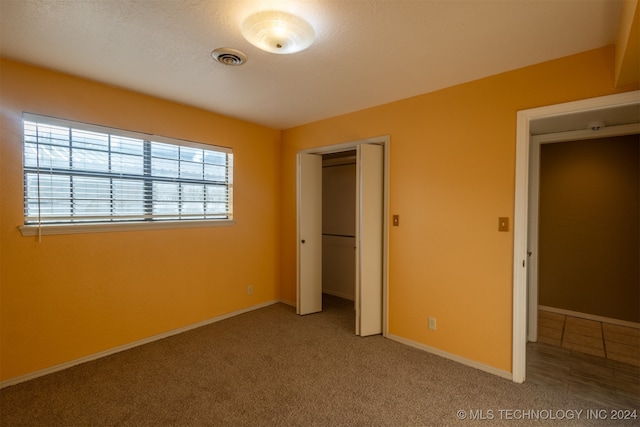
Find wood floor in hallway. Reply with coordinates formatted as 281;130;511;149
527;310;639;410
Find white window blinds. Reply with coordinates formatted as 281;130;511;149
23;113;233;226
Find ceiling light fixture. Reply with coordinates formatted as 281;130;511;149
241;10;315;54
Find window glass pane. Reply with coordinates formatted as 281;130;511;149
182;202;204;215
35;145;70;170
112;153;143;175
111;136;143;155
72;148;109;172
204;151;226;165
24;142;39;168
23;114;232;225
153;182;179;202
153;203;179;217
206;185;227;202
204;164;226;181
206;203;227;214
72;129;108;151
180;161;203;179
151;158;179;178
30;123;69;146
180;146;202;161
25;174;72;219
206;186;228;214
73;177;111;217
113;179;144;200
151;142;179;159
183;184;204;202
23;121;38;143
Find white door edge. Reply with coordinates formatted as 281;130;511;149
297;153;323;315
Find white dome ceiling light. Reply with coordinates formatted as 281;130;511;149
241;10;315;54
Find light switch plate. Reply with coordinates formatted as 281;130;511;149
393;215;399;226
498;217;509;232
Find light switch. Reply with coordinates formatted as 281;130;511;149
498;217;509;232
393;215;400;226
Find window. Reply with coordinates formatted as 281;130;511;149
21;113;233;235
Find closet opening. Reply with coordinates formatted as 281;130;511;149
296;136;389;337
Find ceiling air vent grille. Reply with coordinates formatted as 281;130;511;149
211;48;247;66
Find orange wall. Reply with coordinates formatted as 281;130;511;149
0;59;282;382
2;45;639;383
280;46;639;372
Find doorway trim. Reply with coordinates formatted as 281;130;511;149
512;90;640;383
296;135;390;336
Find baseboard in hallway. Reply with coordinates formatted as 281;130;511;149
537;309;640;367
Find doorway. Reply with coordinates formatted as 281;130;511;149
512;90;640;383
296;136;390;337
528;132;640;341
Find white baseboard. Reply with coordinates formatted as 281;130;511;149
539;305;640;329
278;298;296;307
386;334;513;381
322;289;355;301
0;299;282;389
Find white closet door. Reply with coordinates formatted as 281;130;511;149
297;153;323;315
355;144;383;336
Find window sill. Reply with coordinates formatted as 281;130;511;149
19;219;236;237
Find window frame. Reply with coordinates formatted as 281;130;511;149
19;113;235;237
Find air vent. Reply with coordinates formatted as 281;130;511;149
211;48;247;66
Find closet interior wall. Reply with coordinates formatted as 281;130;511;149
322;151;357;301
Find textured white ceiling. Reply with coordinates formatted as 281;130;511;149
0;0;624;130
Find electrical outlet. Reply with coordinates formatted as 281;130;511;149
248;285;253;295
428;317;437;331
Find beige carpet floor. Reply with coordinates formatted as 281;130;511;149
1;295;638;426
